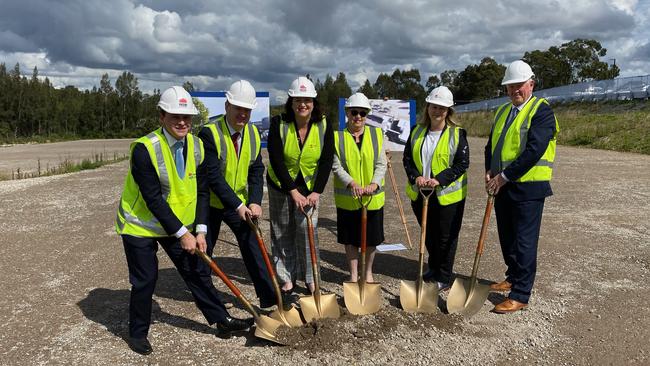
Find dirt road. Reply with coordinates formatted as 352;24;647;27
0;138;648;365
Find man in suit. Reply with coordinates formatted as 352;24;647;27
116;86;253;355
198;80;275;310
485;60;559;313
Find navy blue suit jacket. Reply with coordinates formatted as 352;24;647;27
131;138;209;236
484;100;557;201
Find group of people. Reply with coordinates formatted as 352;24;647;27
115;60;558;355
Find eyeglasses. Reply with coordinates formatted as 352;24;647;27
349;110;367;117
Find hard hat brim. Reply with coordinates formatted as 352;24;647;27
425;97;454;108
226;96;257;110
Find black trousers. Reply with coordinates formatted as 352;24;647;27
411;197;465;284
494;194;545;304
205;207;275;306
122;234;229;339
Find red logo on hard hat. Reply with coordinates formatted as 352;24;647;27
300;85;307;92
179;98;187;103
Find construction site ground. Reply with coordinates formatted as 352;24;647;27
0;137;648;365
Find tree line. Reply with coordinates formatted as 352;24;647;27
0;38;618;143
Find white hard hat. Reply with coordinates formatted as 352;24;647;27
425;86;454;107
502;60;535;85
226;80;257;109
345;92;372;110
288;76;317;98
158;86;198;115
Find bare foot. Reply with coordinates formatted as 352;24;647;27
366;273;374;283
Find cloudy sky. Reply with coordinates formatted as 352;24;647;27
1;0;648;102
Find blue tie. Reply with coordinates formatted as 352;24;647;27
173;141;185;178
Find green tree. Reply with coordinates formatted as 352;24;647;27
425;75;441;94
453;58;505;103
357;79;378;99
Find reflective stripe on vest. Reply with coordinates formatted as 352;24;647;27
267;116;327;191
115;129;202;237
205;115;261;208
405;124;467;205
333;125;385;210
490;97;559;182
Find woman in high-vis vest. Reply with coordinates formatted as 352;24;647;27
266;76;334;303
332;93;386;282
402;86;469;291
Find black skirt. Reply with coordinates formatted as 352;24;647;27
336;207;385;247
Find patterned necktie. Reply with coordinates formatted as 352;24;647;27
173;141;185;178
231;132;240;156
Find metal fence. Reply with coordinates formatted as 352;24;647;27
455;75;650;113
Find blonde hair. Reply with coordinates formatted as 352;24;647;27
418;103;459;128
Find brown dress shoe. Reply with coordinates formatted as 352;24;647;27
493;298;528;314
489;280;512;292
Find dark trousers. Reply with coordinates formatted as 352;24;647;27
494;194;545;304
205;207;275;306
122;234;229;339
411;197;465;284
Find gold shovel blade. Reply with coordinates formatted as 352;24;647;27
446;278;490;316
399;280;439;313
253;314;287;345
343;281;382;315
270;307;304;328
299;293;340;322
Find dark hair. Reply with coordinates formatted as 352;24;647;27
283;97;323;124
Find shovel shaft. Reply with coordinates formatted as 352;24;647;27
469;195;494;280
195;250;260;318
476;196;494;256
302;208;322;296
386;150;413;249
246;217;286;310
359;201;368;284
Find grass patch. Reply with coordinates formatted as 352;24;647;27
458;100;650;155
2;152;128;181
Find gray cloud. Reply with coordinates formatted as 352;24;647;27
0;0;646;99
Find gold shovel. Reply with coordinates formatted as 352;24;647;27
245;215;304;327
298;206;341;321
343;196;382;315
400;188;439;313
447;195;494;316
195;250;286;344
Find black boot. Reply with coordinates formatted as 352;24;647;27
127;337;152;355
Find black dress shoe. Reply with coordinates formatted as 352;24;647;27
422;270;435;283
127;337;152;355
215;316;255;336
280;290;298;311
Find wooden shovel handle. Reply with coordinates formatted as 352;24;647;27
246;215;276;278
418;188;435;255
476;195;495;255
196;250;242;297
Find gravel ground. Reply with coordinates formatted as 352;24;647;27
0;139;131;177
0;137;648;365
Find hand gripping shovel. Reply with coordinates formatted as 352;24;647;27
343;196;382;315
194;250;285;344
298;206;341;321
447;195;494;316
386;150;413;249
400;188;439;313
245;215;304;327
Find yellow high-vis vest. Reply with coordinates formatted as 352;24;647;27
267;116;327;191
490;97;559;182
333;125;385;210
406;124;467;205
204;115;261;208
116;128;204;237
